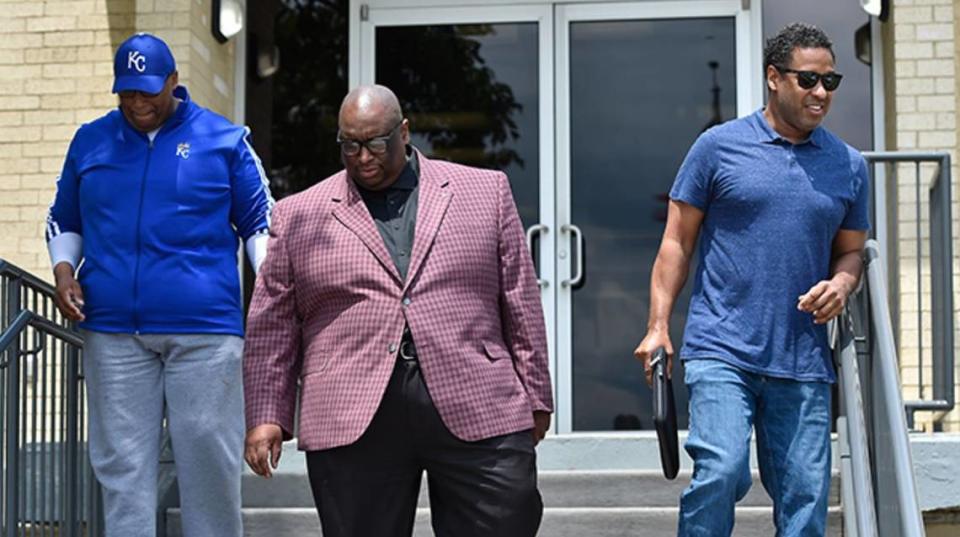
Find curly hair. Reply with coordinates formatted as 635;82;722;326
763;23;835;71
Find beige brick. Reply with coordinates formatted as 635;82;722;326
39;158;65;174
0;158;39;177
917;95;954;111
916;59;954;76
915;23;952;41
135;0;154;11
104;0;137;14
897;42;935;59
898;77;936;94
24;110;75;126
936;112;955;129
24;47;78;64
77;13;134;31
0;80;24;96
90;92;116;108
0;96;40;110
19;206;48;224
75;45;114;62
23;142;71;158
0;64;42;80
919;130;956;147
897;112;937;130
896;6;933;23
0;126;40;143
44;1;96;16
0;176;21;190
43;31;95;48
895;23;916;41
898;131;918;148
0;17;26;32
0;33;43;50
25;79;78;95
3;3;43;16
897;95;918;112
0;47;23;65
935;42;954;58
0;189;38;207
75;108;108;123
42;125;76;142
0;144;21;158
156;0;191;12
137;13;172;28
93;62;112;76
0;207;20;222
26;16;78;32
42;63;93;79
933;5;952;22
934;77;954;93
41;94;91;109
0;111;22;126
21;173;60;189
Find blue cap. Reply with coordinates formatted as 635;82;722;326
112;33;176;94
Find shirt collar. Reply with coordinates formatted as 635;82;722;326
753;108;822;148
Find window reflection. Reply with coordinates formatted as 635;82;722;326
569;18;737;431
376;24;540;228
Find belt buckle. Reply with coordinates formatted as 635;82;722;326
399;340;417;361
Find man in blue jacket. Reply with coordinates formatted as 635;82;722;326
46;33;273;537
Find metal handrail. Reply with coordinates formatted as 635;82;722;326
837;241;926;537
862;151;954;426
0;259;99;537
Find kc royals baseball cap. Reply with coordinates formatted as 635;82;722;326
112;33;176;94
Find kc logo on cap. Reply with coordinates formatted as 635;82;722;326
112;33;176;95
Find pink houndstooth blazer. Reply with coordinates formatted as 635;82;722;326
243;152;554;451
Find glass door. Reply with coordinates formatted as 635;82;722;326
554;1;755;432
355;4;559;427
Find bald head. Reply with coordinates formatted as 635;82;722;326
339;85;402;127
337;84;410;191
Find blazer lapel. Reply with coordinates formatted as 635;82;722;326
330;174;403;285
405;153;452;291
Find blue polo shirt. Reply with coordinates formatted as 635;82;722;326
670;109;870;382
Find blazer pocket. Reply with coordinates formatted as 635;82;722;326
482;341;512;361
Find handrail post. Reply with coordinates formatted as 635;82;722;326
4;278;21;537
64;344;79;537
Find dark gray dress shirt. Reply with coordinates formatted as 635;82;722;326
357;148;420;281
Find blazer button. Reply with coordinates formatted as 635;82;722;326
402;296;411;306
389;343;398;353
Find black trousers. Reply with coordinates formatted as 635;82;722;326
306;358;543;537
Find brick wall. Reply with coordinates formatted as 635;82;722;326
0;0;237;279
888;0;960;430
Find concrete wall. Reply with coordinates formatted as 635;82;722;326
0;0;238;279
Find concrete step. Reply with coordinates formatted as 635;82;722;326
167;506;843;537
240;468;841;508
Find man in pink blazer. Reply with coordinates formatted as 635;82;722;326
243;85;554;537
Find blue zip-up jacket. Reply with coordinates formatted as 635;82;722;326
46;86;273;336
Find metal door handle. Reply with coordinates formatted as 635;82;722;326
525;224;549;288
561;224;583;287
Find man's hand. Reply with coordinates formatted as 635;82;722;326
797;277;855;325
634;328;674;386
532;411;550;445
245;424;283;478
53;262;85;322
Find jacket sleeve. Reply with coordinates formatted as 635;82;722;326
496;172;555;414
46;136;84;269
243;201;302;439
229;127;274;240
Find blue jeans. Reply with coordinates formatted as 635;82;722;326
679;359;831;537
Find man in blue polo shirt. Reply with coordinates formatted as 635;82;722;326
46;33;273;537
634;23;869;536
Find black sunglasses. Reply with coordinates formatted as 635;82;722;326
778;68;843;91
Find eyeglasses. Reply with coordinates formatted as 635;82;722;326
337;119;403;156
778;68;843;91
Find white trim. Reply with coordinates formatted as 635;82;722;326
870;15;888;264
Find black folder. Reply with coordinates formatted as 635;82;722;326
651;347;679;479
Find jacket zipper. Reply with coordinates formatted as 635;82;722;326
132;138;154;334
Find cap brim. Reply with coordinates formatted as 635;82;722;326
112;75;166;94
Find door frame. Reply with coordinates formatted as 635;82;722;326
351;3;561;432
349;0;764;435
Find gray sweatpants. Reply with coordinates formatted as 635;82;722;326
82;331;244;537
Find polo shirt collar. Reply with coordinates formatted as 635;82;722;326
753;108;823;148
